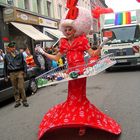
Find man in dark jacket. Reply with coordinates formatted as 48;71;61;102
4;41;29;108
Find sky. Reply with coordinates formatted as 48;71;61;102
105;0;140;12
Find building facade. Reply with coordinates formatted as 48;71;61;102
0;0;107;51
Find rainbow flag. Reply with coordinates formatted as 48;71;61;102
115;12;131;25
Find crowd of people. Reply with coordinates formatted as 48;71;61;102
19;45;66;71
1;41;66;108
1;45;66;72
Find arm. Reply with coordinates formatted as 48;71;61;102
43;52;62;61
87;37;109;57
36;47;62;61
87;46;102;57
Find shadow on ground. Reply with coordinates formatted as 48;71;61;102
105;66;140;73
0;91;33;108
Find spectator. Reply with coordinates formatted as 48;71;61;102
0;50;5;74
25;47;36;68
51;60;58;69
34;46;46;72
19;48;28;61
44;47;53;71
3;41;29;108
0;49;5;62
52;45;59;55
57;57;64;70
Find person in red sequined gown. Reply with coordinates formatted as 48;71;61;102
37;7;121;140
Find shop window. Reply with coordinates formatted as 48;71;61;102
24;0;30;10
46;1;51;17
7;0;13;5
37;0;42;14
58;4;62;19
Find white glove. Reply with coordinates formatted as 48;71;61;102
36;47;45;55
100;37;109;47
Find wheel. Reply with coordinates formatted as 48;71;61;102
28;78;38;94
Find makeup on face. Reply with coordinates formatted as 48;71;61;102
64;26;76;39
64;27;73;33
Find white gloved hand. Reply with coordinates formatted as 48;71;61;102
100;37;109;47
36;47;45;55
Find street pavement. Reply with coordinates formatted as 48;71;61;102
0;67;140;140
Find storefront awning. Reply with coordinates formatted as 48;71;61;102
43;28;65;46
11;22;52;41
43;28;65;39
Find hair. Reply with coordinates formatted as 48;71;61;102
8;41;16;48
59;6;93;37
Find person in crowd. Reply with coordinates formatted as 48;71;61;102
51;59;58;69
52;45;59;55
0;49;5;62
19;48;28;61
0;49;5;73
57;57;64;70
3;41;29;108
47;47;53;54
37;6;121;140
25;47;36;68
52;45;65;70
34;45;47;72
44;47;53;71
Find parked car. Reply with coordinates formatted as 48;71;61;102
0;61;42;103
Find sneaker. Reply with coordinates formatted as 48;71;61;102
14;102;21;108
23;102;29;107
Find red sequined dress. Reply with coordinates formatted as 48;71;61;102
38;35;121;140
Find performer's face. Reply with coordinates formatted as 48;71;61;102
64;26;76;39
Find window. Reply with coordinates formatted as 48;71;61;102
7;0;13;5
102;25;140;44
46;1;51;17
58;4;62;19
24;0;30;10
37;0;41;14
